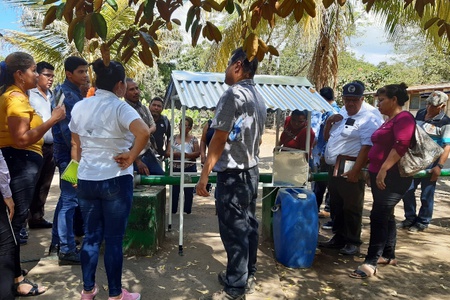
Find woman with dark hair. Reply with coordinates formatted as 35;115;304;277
70;59;148;300
350;83;415;279
167;116;200;214
0;52;65;297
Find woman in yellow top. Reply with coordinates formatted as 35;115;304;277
0;52;65;297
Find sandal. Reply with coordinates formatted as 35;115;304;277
15;278;47;297
22;269;29;276
377;256;398;266
349;264;377;279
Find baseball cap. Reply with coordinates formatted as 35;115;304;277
342;82;364;97
426;91;448;106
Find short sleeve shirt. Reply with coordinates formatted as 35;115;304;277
0;85;44;155
415;108;450;147
69;89;141;180
211;79;267;171
325;105;383;165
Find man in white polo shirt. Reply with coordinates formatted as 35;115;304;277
319;82;383;255
28;61;55;229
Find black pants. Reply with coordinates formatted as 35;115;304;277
172;164;197;214
29;143;56;221
364;171;412;266
2;148;42;278
328;172;365;245
216;167;259;297
0;197;16;300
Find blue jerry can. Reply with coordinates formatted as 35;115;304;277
272;188;319;268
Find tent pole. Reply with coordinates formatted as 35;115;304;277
178;107;187;256
168;96;175;231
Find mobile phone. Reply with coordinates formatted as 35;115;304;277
345;118;355;126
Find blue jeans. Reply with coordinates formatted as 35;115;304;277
402;176;436;226
133;150;164;175
1;148;42;277
77;175;133;297
215;167;259;297
54;161;79;254
365;171;412;266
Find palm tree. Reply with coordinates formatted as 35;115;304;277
369;0;450;51
0;0;149;82
307;2;356;90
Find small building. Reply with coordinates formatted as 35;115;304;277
405;83;450;115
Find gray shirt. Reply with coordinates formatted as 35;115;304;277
211;79;267;172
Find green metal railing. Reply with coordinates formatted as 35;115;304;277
136;168;450;186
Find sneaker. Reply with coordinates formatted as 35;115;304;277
58;251;81;265
396;219;415;229
19;227;29;239
321;221;333;230
218;271;256;294
339;244;360;255
108;289;141;300
81;284;98;300
199;290;245;300
318;211;330;218
408;223;427;233
245;275;256;294
318;236;345;249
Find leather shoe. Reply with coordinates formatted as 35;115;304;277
28;219;53;229
339;244;360;255
318;236;345;249
58;251;81;265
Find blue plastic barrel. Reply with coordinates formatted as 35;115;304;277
272;188;318;268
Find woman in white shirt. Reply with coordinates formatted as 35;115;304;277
69;59;149;300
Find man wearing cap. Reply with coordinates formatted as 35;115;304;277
399;91;450;232
319;82;382;255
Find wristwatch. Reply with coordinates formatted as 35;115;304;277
437;163;444;169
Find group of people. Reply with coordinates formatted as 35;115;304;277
0;47;262;300
1;45;448;300
0;52;171;300
310;82;450;279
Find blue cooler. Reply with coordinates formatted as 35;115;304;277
272;188;318;268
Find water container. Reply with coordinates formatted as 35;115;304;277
272;188;318;268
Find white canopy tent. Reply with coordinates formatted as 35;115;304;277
164;70;338;254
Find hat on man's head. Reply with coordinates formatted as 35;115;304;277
342;82;364;97
426;91;449;106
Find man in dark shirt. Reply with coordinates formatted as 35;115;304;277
149;96;171;159
51;56;89;265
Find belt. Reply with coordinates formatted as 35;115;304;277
221;166;256;174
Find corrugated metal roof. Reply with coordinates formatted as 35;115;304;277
165;70;337;112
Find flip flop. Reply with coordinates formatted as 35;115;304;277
349;264;377;279
15;278;47;297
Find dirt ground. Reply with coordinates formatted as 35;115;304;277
19;129;450;300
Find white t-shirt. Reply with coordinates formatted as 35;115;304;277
340;101;383;120
325;104;383;165
69;89;141;181
29;88;53;144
